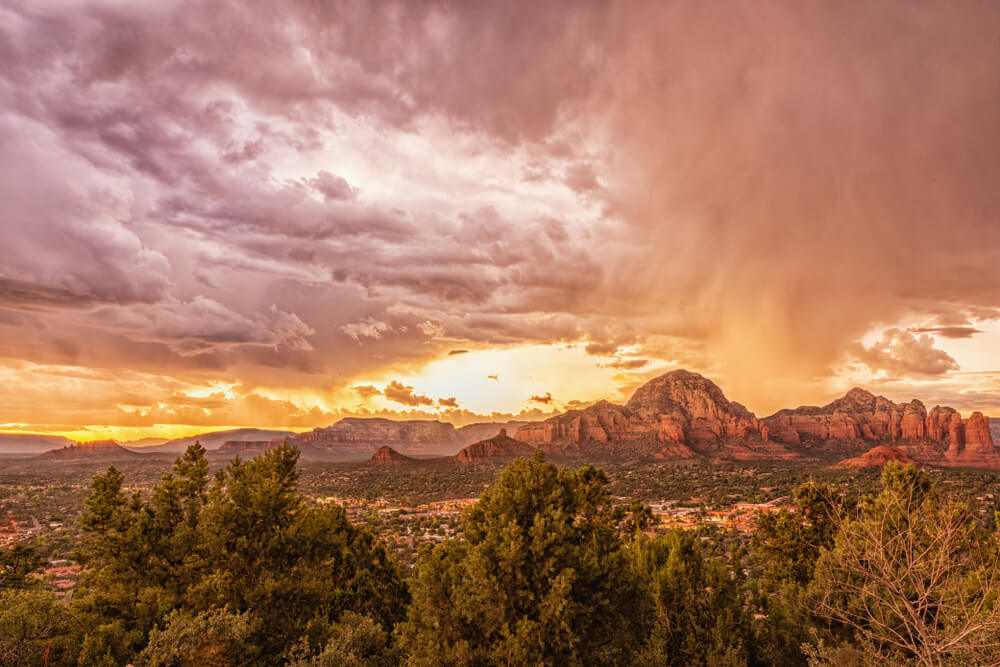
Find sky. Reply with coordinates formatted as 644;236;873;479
2;1;1000;442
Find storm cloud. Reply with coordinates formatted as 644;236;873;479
2;0;1000;436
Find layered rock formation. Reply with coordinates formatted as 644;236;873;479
516;370;792;460
368;446;417;465
511;370;998;468
454;429;536;464
288;418;462;457
762;389;929;447
761;388;999;467
836;445;918;469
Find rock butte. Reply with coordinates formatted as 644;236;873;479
368;445;417;465
454;429;536;464
836;445;919;469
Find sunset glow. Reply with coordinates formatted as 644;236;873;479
2;1;1000;441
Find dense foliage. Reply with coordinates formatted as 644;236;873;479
2;448;1000;666
403;453;651;665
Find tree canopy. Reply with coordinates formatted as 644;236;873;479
403;451;652;666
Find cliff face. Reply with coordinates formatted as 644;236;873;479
512;370;998;468
288;418;462;457
515;370;786;460
761;388;998;467
454;429;536;464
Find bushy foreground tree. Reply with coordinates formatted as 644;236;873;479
0;587;79;665
6;450;1000;666
631;528;753;665
402;451;651;665
73;443;407;664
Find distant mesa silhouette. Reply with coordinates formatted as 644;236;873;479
39;439;138;459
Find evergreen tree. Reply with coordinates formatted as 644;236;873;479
0;543;46;590
74;443;408;664
403;452;651;666
0;587;80;665
631;529;753;666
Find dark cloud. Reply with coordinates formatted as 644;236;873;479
910;326;983;339
437;397;459;408
602;358;649;370
3;0;1000;431
529;392;553;405
309;171;357;201
585;342;619;356
564;163;600;193
448;349;469;356
383;380;435;407
353;385;382;399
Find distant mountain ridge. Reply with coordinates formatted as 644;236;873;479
14;372;1000;469
515;369;999;469
39;439;138;459
125;428;297;453
0;433;76;455
264;419;532;459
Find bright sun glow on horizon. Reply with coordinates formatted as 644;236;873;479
348;343;668;416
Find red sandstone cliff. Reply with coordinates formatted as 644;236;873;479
515;370;793;460
760;387;998;467
512;370;997;468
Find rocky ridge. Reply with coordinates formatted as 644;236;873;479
515;370;997;468
761;388;999;467
516;370;796;461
